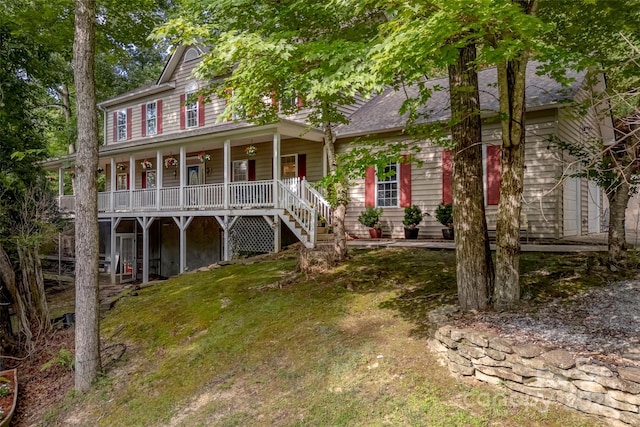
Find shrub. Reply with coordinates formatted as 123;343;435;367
435;203;453;228
403;205;423;229
358;207;383;229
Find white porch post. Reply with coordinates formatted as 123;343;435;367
58;167;64;197
322;144;328;177
274;216;281;253
179;145;186;208
129;154;135;209
173;215;193;273
137;216;155;284
273;133;281;208
110;158;116;211
156;150;163;209
110;217;121;284
223;139;230;209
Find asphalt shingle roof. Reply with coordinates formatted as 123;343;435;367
336;63;586;137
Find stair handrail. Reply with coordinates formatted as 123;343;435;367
278;180;316;246
301;179;332;226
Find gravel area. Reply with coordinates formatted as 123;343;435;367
460;280;640;364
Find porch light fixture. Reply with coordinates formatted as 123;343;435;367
116;163;127;171
245;145;257;157
197;152;211;163
164;156;178;168
141;160;153;169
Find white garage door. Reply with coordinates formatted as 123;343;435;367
563;176;580;236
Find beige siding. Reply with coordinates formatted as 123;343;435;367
557;87;605;236
340;111;562;240
102;139;323;190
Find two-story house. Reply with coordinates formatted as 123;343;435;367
44;45;614;284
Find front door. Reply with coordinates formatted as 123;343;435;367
116;233;136;283
187;165;202;186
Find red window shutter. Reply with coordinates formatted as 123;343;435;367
112;112;117;142
157;100;163;134
442;150;453;204
486;145;502;205
400;155;412;207
365;166;375;207
141;171;147;189
297;154;307;179
198;95;205;126
141;104;147;137
248;159;256;181
126;108;132;139
126;173;130;190
179;94;186;129
297;95;304;108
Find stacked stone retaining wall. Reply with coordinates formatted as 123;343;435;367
431;325;640;426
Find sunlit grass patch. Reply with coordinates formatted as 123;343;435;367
49;248;604;426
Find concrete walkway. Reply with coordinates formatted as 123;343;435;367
347;231;640;252
348;239;608;252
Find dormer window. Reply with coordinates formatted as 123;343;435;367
183;48;199;62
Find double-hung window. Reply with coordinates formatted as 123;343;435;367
376;163;399;207
185;81;199;128
233;160;248;182
117;111;127;141
146;102;157;135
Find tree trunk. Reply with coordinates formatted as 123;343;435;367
17;245;51;333
607;180;629;268
73;0;101;392
0;245;19;352
448;42;493;311
323;120;348;261
493;0;538;309
494;56;528;309
0;244;32;345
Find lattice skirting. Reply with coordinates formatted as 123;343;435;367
229;216;274;258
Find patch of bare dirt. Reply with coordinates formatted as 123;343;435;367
9;329;75;427
457;280;640;365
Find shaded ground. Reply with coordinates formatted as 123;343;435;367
459;280;640;365
12;248;629;426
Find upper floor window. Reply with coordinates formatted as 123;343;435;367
117;111;127;141
376;163;399;207
184;48;199;62
185;81;199;128
146;102;157;136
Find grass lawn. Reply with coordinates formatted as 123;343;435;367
49;248;611;426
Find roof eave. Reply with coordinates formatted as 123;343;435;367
97;82;176;109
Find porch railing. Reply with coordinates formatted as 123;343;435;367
302;179;332;226
229;180;273;208
278;180;316;246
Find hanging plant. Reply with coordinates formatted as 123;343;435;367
116;163;127;171
164;156;178;168
198;152;211;163
140;160;153;169
245;145;257;157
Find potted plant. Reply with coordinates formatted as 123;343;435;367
0;369;17;427
358;207;383;238
435;203;454;240
140;160;153;169
164;156;178;168
245;145;257;157
402;205;422;239
197;152;211;163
